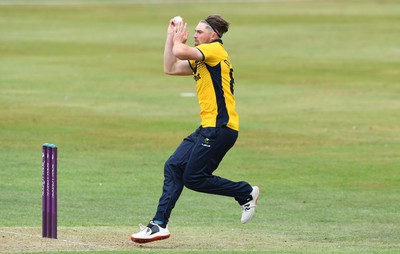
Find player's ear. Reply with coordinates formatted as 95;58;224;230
211;31;219;41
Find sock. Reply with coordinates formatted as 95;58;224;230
153;220;166;228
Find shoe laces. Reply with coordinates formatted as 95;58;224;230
138;224;146;231
241;203;256;211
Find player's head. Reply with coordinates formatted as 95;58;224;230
203;15;229;38
194;15;229;46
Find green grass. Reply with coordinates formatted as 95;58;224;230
1;0;399;253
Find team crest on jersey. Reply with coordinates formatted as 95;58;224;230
201;137;211;148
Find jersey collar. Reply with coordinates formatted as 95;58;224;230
212;38;223;44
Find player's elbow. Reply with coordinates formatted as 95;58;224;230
164;70;175;75
163;68;172;75
163;62;175;75
164;66;179;75
164;69;181;75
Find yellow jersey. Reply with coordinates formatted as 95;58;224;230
189;39;239;131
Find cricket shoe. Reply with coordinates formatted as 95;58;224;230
130;221;170;243
241;186;260;224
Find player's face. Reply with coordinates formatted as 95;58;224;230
194;22;214;46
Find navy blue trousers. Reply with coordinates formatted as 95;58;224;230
153;126;253;223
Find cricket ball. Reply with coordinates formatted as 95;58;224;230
172;16;183;25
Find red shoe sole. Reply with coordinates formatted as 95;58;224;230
130;234;170;244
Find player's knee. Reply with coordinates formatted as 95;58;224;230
164;155;179;169
182;174;202;190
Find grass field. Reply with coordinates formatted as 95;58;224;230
1;0;400;253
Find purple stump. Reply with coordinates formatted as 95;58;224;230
51;146;58;239
42;143;58;239
46;146;52;237
41;144;48;238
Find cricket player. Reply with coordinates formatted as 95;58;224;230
131;14;260;243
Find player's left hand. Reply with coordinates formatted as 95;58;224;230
173;22;189;44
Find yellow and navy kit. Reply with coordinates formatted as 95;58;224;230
188;39;239;131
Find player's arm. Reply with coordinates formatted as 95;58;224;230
164;20;193;75
172;43;203;61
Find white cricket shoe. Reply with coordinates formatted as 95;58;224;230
130;221;170;243
241;186;260;224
